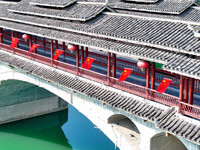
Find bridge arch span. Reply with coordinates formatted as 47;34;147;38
150;132;187;150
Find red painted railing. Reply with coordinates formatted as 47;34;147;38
1;42;200;119
179;102;200;120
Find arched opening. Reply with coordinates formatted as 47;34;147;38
150;132;187;150
0;79;68;124
108;114;140;149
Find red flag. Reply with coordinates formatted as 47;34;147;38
156;78;171;94
28;44;39;53
53;49;64;60
118;68;132;81
82;57;95;70
10;38;19;48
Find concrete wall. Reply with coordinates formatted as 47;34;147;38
0;96;68;124
0;57;200;150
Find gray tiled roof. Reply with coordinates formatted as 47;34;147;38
163;57;200;80
29;0;76;8
8;3;106;21
3;6;200;55
156;108;200;144
109;0;195;14
0;49;199;144
124;0;159;3
116;7;200;26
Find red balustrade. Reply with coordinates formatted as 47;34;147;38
1;42;200;119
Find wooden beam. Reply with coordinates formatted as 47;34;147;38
179;75;184;102
81;46;84;66
112;53;116;78
184;77;188;103
151;62;155;90
189;78;194;105
107;52;111;77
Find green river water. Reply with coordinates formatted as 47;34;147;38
0;80;118;150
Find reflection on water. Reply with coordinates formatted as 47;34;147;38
0;104;118;150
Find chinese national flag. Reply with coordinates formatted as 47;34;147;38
53;49;64;60
10;38;19;48
28;44;39;53
82;57;95;70
118;68;132;81
156;78;171;94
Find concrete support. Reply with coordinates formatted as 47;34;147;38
112;53;116;78
179;75;184;102
81;46;84;66
0;96;67;124
189;78;194;105
184;77;188;103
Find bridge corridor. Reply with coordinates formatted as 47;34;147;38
0;49;199;150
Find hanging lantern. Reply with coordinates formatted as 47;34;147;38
68;44;77;53
22;34;30;40
137;60;149;71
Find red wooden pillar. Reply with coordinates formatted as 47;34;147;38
151;62;155;90
107;52;111;77
43;37;46;51
146;64;150;99
29;35;32;49
184;77;188;103
62;42;66;58
179;75;184;102
85;47;88;59
16;32;19;48
189;78;194;105
0;28;3;43
51;39;54;66
112;53;116;78
76;46;79;67
81;46;84;66
55;40;58;50
34;36;37;53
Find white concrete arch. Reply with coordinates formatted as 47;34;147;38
150;132;187;150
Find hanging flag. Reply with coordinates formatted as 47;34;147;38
53;49;64;60
82;57;95;70
118;68;132;82
28;44;39;53
10;38;19;48
156;78;171;94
